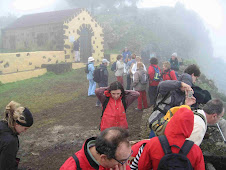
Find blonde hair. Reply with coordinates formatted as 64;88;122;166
137;62;144;69
163;61;171;70
3;101;26;132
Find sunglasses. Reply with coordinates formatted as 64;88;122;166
113;150;133;165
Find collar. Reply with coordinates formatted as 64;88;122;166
84;137;99;169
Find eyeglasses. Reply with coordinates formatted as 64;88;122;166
113;150;133;165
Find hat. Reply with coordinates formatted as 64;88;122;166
88;57;95;62
178;73;192;87
16;108;33;127
102;59;110;64
172;52;177;57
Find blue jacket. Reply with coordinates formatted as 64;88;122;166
122;51;131;63
87;62;95;80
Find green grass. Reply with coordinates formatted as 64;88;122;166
0;68;87;116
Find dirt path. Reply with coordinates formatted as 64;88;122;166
18;82;144;170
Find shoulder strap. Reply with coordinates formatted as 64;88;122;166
101;97;110;118
72;154;82;170
158;135;172;155
168;69;172;80
179;140;194;156
121;96;127;112
194;111;206;125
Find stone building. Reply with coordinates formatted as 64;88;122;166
1;8;104;63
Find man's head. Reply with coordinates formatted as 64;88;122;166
102;59;110;66
171;52;177;60
150;57;158;65
203;99;224;124
95;127;131;168
184;64;201;83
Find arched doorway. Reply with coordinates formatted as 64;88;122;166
78;25;93;63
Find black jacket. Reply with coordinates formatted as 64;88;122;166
0;121;19;170
98;64;108;87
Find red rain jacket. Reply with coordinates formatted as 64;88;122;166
162;69;177;81
131;108;205;170
95;88;139;131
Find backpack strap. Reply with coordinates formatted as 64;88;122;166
158;135;172;155
179;140;194;156
101;97;110;118
194;111;206;125
72;154;82;170
168;69;172;80
121;96;127;112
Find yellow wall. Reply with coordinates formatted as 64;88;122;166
0;68;47;83
64;9;104;64
0;51;64;74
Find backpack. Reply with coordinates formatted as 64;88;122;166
111;62;117;71
151;106;206;136
162;70;172;80
93;67;103;83
85;64;89;74
153;66;161;81
140;72;148;85
158;135;194;170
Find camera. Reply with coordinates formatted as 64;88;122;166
187;91;193;98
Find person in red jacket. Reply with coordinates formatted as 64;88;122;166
162;61;177;81
95;81;139;131
148;57;162;106
60;127;132;170
130;107;205;170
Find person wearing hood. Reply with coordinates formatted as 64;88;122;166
87;57;96;96
0;101;33;170
95;81;140;131
148;72;195;136
96;59;110;107
132;62;148;111
130;107;205;170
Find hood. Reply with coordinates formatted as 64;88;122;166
178;73;192;87
165;108;194;140
0;121;14;135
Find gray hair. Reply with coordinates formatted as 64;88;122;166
203;99;224;115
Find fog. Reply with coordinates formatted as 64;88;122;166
0;0;226;93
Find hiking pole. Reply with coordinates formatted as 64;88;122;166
216;123;226;143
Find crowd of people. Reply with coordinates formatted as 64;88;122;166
0;47;225;170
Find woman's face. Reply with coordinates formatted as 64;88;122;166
163;65;166;70
15;123;29;134
110;89;122;100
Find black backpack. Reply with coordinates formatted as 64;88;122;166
111;61;117;71
158;135;194;170
93;67;103;83
85;64;89;74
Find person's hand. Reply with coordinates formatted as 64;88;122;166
185;96;196;106
181;82;193;92
110;163;127;170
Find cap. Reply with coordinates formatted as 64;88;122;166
88;57;95;62
172;52;177;57
178;73;192;87
102;59;110;64
16;108;33;127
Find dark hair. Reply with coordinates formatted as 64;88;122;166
184;64;201;77
109;81;125;97
131;54;136;59
95;127;129;159
117;55;122;60
150;57;158;65
203;99;224;115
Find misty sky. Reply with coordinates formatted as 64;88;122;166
0;0;225;62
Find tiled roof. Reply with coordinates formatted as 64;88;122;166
5;8;82;29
